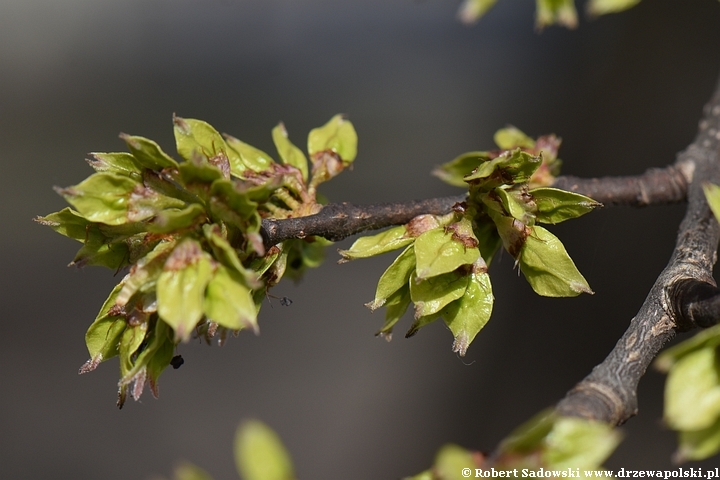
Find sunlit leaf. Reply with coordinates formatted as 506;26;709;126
433;151;491;187
532;187;601;224
157;238;214;342
414;227;479;280
375;286;411;339
442;270;493;356
204;265;258;332
224;134;275;173
536;0;578;30
173;116;235;177
272;123;309;181
655;324;720;372
119;133;178;170
677;415;720;462
86;152;142;178
338;225;413;262
587;0;642;16
543;417;622;469
410;270;469;318
54;172;139;225
703;183;720;224
494;126;535;150
519;226;592;297
307;114;358;164
367;245;416;311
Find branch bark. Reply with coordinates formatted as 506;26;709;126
555;77;720;425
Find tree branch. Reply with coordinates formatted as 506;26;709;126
554;77;720;425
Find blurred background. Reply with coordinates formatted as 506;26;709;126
2;0;720;478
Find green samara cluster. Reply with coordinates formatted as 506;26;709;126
340;127;600;356
36;115;357;407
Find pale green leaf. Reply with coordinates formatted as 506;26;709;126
494;126;535;150
703;183;720;224
87;152;142;177
224;134;275;173
536;0;578;30
433;151;491;187
677;415;720;462
493;187;533;224
519;226;592;297
157;239;215;342
367;245;416;310
54;172;138;225
204;265;258;332
272;123;309;181
442;271;493;356
587;0;642;16
117;240;175;306
376;286;411;339
338;226;413;262
500;409;557;454
655;324;720;372
173;116;236;175
147;203;206;234
543;417;622;469
81;284;126;370
532;187;601;224
414;227;479;280
410;270;469;318
234;421;296;480
464;150;541;189
307;114;358;164
432;444;480;480
120;133;178;170
174;462;215;480
664;347;720;431
203;223;261;289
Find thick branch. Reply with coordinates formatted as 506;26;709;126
552;166;689;207
555;78;720;425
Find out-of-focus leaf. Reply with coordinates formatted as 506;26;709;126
519;226;592;297
146;329;175;398
703;183;720;224
457;0;499;24
366;245;416;311
203;223;260;289
655;324;720;372
410;270;469;318
338;225;413;262
442;270;493;356
587;0;642;16
307;114;357;164
433;444;482;480
494;126;535;150
433;151;490;187
87;152;142;178
500;409;557;454
677;415;720;463
157;238;214;342
532;187;601;224
224;134;275;173
204;265;258;332
173;462;215;480
664;347;720;431
465;150;541;189
543;417;622;469
148;204;206;234
234;421;296;480
120;133;178;170
272;123;309;181
54;172;139;225
536;0;578;30
414;227;479;280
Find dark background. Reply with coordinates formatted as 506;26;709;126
2;0;720;478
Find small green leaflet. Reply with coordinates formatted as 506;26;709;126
338;225;413;262
204;265;258;332
119;133;178;170
307;114;358;164
414;227;479;280
410;270;469;319
441;270;493;356
587;0;643;16
272;123;309;181
367;245;416;310
234;421;296;480
532;187;601;224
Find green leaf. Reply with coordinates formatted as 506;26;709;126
457;0;499;24
414;227;479;280
203;223;261;289
147;203;207;234
366;245;416;310
234;421;296;480
173;462;215;480
474;217;502;266
543;417;622;469
442;270;493;356
54;172;139;225
119;133;178;170
655;324;720;372
664;347;720;431
117;240;175;306
500;409;557;454
465;150;541;189
80;284;127;372
677;414;720;462
157;238;215;342
405;312;441;338
493;187;533;224
532;187;601;224
307;114;358;164
433;151;491;187
410;270;469;318
375;286;411;339
494;126;535;150
519;226;592;297
86;152;142;178
536;0;578;30
173;116;235;175
118;319;149;380
338;226;413;262
587;0;642;16
431;444;481;480
703;183;720;224
272;123;309;181
204;265;258;332
224;134;275;173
